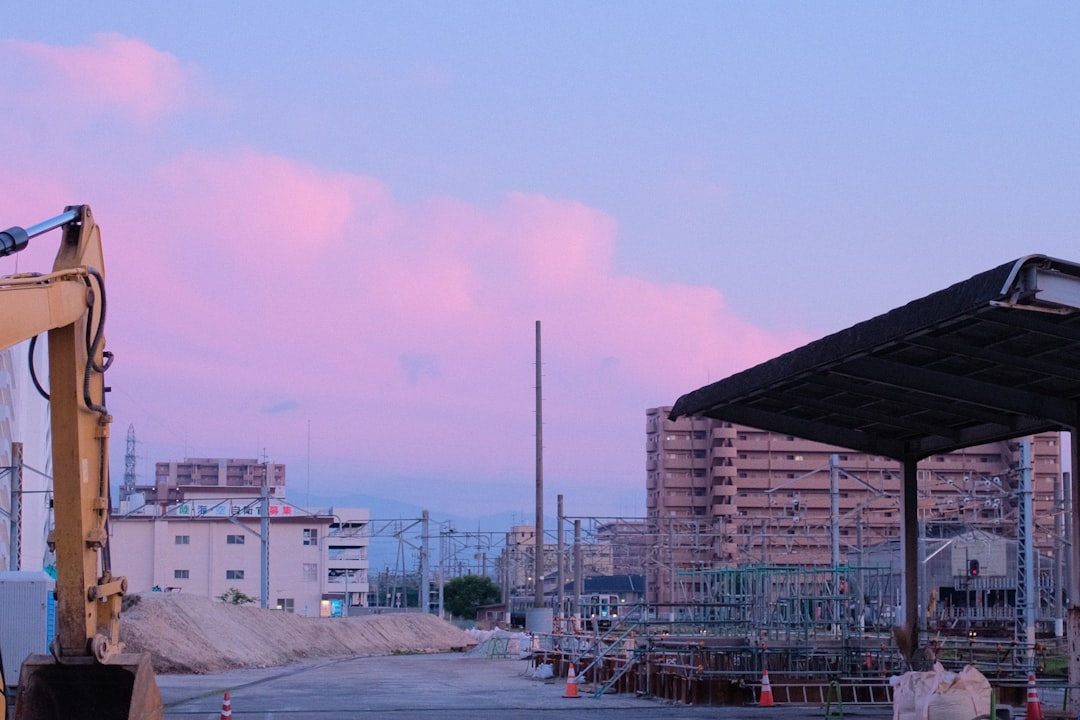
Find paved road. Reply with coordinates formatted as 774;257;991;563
158;653;894;719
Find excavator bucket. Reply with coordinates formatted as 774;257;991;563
13;653;162;720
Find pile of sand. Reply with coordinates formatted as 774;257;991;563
119;593;475;674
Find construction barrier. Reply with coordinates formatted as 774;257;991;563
563;663;580;698
1027;674;1044;720
759;669;774;707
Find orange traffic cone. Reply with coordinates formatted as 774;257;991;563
1026;674;1043;720
759;668;774;707
220;691;232;719
564;662;580;698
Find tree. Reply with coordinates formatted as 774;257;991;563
443;575;500;619
219;587;256;605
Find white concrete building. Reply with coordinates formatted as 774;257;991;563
110;498;370;617
0;343;53;572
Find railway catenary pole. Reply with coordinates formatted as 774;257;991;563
420;510;430;614
573;519;582;620
557;494;564;622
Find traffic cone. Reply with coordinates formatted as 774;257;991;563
1026;674;1043;720
759;668;774;707
564;662;580;698
220;691;232;719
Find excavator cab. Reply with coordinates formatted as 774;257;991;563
1;207;162;720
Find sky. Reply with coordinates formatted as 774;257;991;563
1;3;1078;520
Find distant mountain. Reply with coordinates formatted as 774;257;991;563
302;491;554;534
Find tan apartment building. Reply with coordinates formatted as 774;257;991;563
646;406;1065;605
122;457;287;506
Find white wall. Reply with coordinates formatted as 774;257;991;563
0;343;52;572
110;515;334;616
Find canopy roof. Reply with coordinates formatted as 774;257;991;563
670;254;1080;462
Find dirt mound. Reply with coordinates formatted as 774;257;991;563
119;593;474;674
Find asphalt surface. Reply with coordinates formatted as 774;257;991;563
157;653;896;719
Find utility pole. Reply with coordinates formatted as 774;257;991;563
533;320;544;611
1018;440;1035;662
1055;471;1065;637
260;476;269;609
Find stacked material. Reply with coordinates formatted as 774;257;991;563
120;593;474;673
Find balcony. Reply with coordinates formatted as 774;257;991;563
328;526;367;540
327;568;368;585
328;547;367;562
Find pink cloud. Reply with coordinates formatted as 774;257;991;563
0;33;810;513
96;157;804;485
0;33;198;124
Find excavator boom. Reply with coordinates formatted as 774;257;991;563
0;206;162;720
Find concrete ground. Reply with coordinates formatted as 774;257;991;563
157;652;896;719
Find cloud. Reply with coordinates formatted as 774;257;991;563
399;354;440;384
0;34;200;125
262;399;299;415
0;33;809;514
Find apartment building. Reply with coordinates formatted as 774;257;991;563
122;457;288;505
646;406;1065;605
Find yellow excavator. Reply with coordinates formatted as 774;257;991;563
0;206;162;719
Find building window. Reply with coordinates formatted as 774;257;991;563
175;535;190;545
302;563;318;581
227;534;245;545
226;570;245;580
276;598;295;613
303;528;318;546
174;569;189;579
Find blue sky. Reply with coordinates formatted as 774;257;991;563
2;3;1078;518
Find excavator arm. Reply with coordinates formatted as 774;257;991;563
0;206;161;720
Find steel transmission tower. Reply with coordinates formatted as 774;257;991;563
122;423;137;501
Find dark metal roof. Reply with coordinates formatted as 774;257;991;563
670;254;1080;462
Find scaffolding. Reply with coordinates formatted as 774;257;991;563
672;563;897;644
